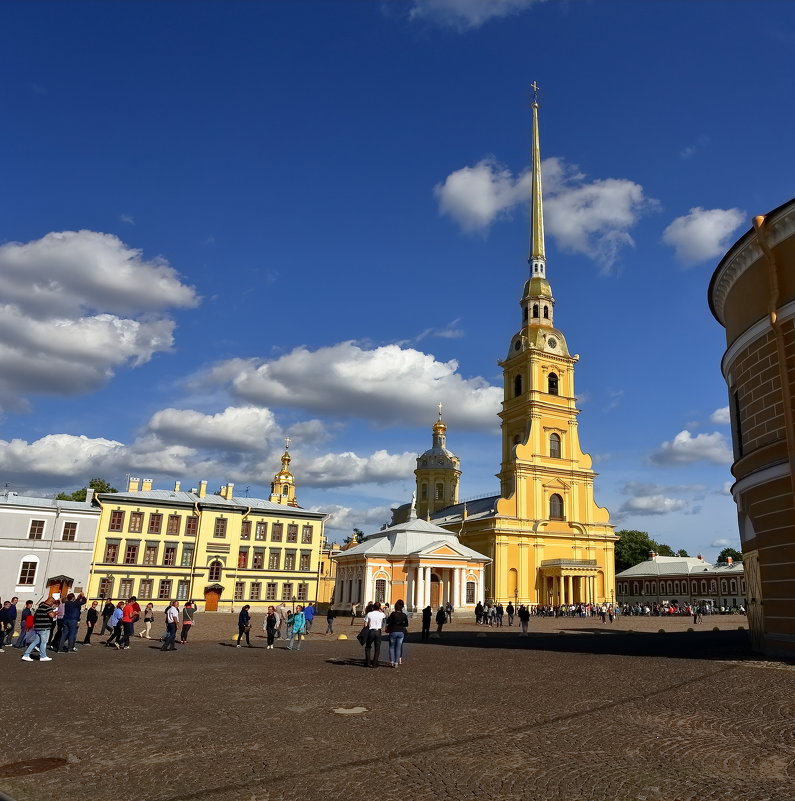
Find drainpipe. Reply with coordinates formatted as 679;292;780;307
187;500;203;602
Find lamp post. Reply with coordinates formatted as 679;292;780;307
291;595;296;613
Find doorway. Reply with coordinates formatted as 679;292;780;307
204;587;222;612
430;574;441;609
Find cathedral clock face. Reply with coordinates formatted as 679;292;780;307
547;337;557;349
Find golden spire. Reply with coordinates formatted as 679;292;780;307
529;81;546;277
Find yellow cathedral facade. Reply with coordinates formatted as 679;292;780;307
394;92;617;608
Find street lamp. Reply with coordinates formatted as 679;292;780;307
291;594;296;612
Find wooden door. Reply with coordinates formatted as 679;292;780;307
204;589;220;612
430;576;441;609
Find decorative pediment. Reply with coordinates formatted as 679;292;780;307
542;478;570;492
415;540;473;559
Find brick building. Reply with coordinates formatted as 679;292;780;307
709;196;795;656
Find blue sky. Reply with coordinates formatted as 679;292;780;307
1;0;793;553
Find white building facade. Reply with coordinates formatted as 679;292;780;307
0;492;100;601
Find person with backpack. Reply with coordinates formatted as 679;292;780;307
237;605;252;647
386;599;409;668
119;596;139;649
100;600;115;635
105;602;125;649
518;604;531;634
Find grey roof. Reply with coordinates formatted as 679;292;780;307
430;495;500;526
100;490;325;518
0;494;98;513
617;556;745;578
338;515;489;562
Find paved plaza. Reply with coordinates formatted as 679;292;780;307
1;613;794;801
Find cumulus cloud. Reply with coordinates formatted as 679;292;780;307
408;0;545;30
200;341;501;430
310;504;393;536
650;430;733;466
0;230;198;410
662;207;746;266
301;450;416;488
435;157;651;272
144;406;281;452
619;494;686;516
710;538;732;548
710;406;730;425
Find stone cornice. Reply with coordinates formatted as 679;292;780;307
710;198;795;325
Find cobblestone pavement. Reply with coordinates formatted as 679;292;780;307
2;613;793;801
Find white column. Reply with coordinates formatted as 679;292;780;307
451;568;458;609
561;575;567;606
406;568;414;611
424;566;432;607
364;567;372;605
458;568;466;607
416;565;424;610
477;568;485;603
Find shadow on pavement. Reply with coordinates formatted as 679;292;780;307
405;628;754;661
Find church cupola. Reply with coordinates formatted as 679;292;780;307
415;404;461;519
269;438;299;506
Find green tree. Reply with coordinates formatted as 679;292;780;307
676;548;690;557
343;527;364;545
614;530;681;573
57;477;117;502
717;547;742;563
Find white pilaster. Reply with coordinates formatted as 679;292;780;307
424;566;432;607
416;565;424;610
478;568;485;603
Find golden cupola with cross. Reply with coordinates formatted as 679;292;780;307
422;86;616;609
269;439;299;507
415;404;461;520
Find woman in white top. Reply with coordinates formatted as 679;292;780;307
362;602;386;669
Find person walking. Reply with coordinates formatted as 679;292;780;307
444;601;453;623
518;604;530;634
13;600;34;648
275;602;288;639
237;605;252;647
287;605;306;651
474;601;483;625
119;597;138;649
362;601;385;668
350;602;358;625
105;602;124;649
386;599;409;668
506;602;515;626
303;603;315;634
325;606;336;634
160;601;179;651
59;592;86;652
0;602;12;647
138;603;155;639
435;606;446;636
48;597;65;651
100;600;115;636
264;606;278;649
421;605;432;641
82;601;99;645
21;598;57;662
4;597;18;646
180;601;196;644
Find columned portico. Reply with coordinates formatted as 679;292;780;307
540;559;601;607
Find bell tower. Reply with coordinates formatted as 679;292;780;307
415;404;461;519
269;438;299;507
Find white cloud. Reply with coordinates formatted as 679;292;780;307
301;450;416;488
435;157;651;271
202;341;501;430
619;494;686;516
662;207;746;266
710;406;730;425
408;0;545;30
120;214;135;225
310;504;393;535
650;430;733;466
0;230;198;410
710;538;732;547
144;406;281;452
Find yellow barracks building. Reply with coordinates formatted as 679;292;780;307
87;448;327;611
393;94;617;608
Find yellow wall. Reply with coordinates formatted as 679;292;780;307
88;489;326;611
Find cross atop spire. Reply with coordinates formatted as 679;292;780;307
437;401;444;420
529;82;546;277
284;436;291;450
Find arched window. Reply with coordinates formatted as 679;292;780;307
435;483;444;501
549;433;561;458
532;304;539;318
549;493;564;520
523;306;528;322
282;484;289;495
548;373;559;395
374;579;386;603
17;554;40;586
701;580;707;594
543;305;549;319
730;579;737;594
514;374;522;397
208;560;222;582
